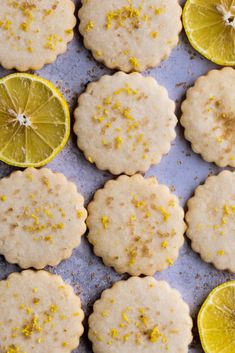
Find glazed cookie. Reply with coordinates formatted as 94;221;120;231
181;68;235;167
0;168;87;269
88;277;193;353
87;174;185;275
0;270;84;353
78;0;182;72
186;171;235;273
74;72;177;175
0;0;76;71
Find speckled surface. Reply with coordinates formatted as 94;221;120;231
0;1;234;352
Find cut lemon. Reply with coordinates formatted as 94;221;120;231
183;0;235;66
198;281;235;353
0;73;70;167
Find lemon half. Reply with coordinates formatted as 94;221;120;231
183;0;235;66
198;281;235;353
0;73;70;167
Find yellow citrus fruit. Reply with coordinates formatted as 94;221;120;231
0;73;70;167
198;281;235;353
183;0;235;66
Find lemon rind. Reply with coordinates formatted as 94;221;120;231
0;73;70;168
183;0;235;66
198;281;235;353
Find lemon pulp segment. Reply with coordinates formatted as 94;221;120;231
183;0;235;66
198;281;235;353
0;73;70;167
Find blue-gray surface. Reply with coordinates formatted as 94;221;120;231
0;1;234;352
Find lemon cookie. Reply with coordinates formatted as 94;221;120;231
0;168;87;269
78;0;182;72
181;68;235;167
186;171;235;273
74;72;177;175
0;0;76;71
0;270;84;353
87;174;185;275
88;277;193;353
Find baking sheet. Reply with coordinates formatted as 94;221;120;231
0;1;234;352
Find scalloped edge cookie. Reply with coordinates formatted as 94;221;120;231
87;174;186;275
181;68;235;167
0;0;76;71
74;72;177;175
78;0;182;72
0;270;84;353
186;170;235;273
0;168;87;269
88;276;193;353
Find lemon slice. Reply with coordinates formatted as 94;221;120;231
183;0;235;66
198;281;235;353
0;73;70;167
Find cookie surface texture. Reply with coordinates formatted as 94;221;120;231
181;68;235;167
0;0;76;71
74;72;177;175
78;0;182;72
88;276;192;353
186;170;235;273
0;168;87;269
87;174;185;275
0;270;84;353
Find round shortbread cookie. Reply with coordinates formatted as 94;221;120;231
186;171;235;273
0;270;84;353
88;277;193;353
78;0;182;72
0;168;87;269
87;174;185;275
181;68;235;167
0;0;76;71
74;72;177;175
